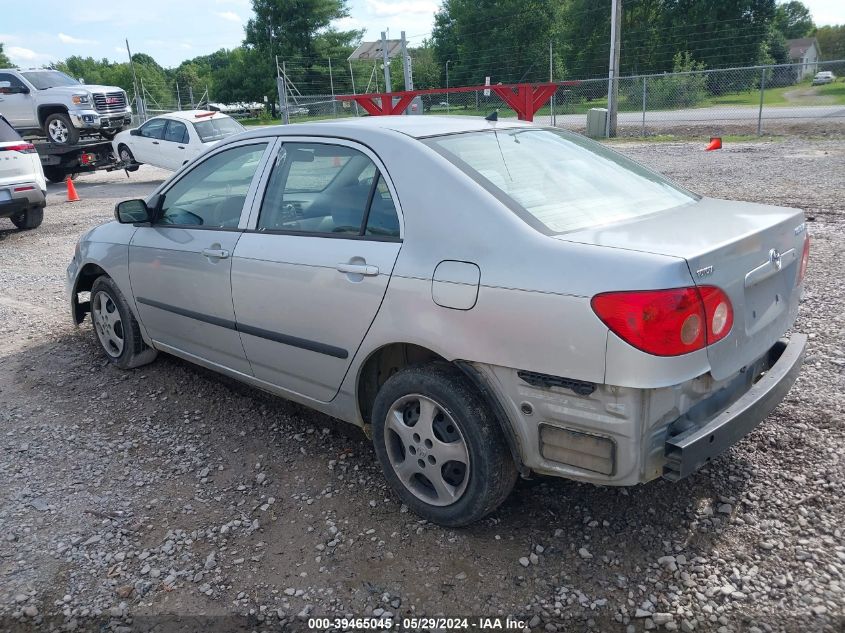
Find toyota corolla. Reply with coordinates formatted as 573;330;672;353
67;117;808;526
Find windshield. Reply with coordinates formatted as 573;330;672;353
21;70;81;90
424;128;697;234
193;117;244;143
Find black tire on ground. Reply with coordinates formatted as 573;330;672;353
10;206;43;230
118;144;140;172
371;363;518;527
43;166;67;183
44;112;80;145
90;276;158;370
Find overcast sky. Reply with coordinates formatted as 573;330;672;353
1;0;843;69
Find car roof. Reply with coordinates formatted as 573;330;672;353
242;115;534;141
157;110;232;122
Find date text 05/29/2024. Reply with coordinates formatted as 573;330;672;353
307;617;529;630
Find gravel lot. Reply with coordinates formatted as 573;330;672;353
1;137;843;633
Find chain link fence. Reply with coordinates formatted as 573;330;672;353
272;59;845;136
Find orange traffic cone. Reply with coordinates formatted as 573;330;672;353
66;176;80;202
705;137;722;151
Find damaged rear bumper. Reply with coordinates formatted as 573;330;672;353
663;333;807;481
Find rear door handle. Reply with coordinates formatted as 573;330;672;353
152;141;160;145
202;248;230;259
336;263;379;276
178;146;185;149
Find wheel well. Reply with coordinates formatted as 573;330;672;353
357;343;445;424
71;264;107;324
38;105;68;128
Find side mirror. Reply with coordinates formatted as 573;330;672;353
19;86;30;95
129;128;140;136
115;199;152;224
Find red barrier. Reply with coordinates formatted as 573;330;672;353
335;81;580;122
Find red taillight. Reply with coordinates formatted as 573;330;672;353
591;286;733;357
797;236;810;285
0;143;36;154
80;152;96;165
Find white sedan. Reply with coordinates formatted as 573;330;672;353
112;110;245;171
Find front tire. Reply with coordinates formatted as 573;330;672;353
44;112;80;145
10;206;43;230
90;276;157;369
371;363;517;527
118;144;140;172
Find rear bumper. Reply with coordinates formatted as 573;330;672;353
0;183;46;218
663;333;807;481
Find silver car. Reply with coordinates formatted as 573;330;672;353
67;117;809;526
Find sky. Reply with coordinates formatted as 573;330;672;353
1;0;843;69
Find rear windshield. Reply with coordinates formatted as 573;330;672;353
0;115;22;142
424;128;697;234
193;117;244;143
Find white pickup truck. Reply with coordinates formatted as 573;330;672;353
0;68;132;145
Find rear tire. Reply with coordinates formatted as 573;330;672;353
371;363;517;527
44;112;80;145
90;276;157;369
43;167;68;183
10;206;43;230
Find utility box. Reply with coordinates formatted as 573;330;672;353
394;95;424;115
586;108;608;138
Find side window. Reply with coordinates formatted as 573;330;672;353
164;120;188;144
139;118;167;139
257;143;399;238
0;73;26;94
365;175;400;238
157;143;268;228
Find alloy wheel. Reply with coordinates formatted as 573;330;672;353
384;394;470;507
48;119;69;143
92;291;125;358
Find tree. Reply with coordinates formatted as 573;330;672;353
431;0;564;87
773;1;815;39
814;24;845;60
0;43;11;67
244;0;362;99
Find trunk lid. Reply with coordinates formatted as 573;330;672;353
559;197;806;379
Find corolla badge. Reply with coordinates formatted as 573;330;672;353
770;248;783;270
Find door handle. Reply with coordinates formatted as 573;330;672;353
336;263;379;276
152;141;160;145
178;146;185;149
202;248;230;259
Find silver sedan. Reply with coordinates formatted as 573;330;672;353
67;117;809;526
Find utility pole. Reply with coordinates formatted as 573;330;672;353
549;40;556;126
381;31;392;93
276;56;289;124
400;31;413;91
176;83;181;110
606;0;622;137
125;39;144;121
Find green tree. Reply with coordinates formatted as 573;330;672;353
773;1;815;39
431;0;564;87
0;43;12;67
244;0;362;99
814;24;845;60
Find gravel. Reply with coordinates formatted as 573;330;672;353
1;137;843;632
